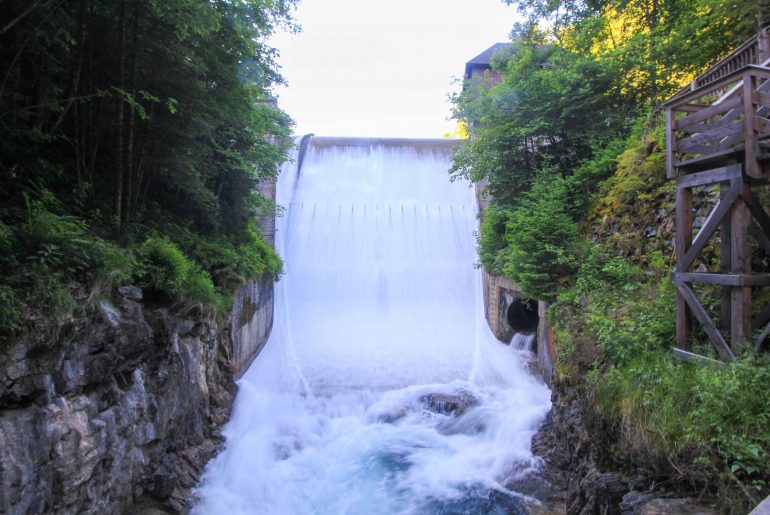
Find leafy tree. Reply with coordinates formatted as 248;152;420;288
451;42;634;205
0;0;295;333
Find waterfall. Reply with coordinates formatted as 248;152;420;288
193;137;551;514
510;333;536;352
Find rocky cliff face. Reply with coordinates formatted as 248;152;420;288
0;286;241;514
531;378;717;515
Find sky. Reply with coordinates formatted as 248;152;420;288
267;0;520;138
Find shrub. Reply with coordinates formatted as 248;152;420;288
182;264;221;310
0;284;22;337
171;224;282;293
477;202;512;275
136;236;192;295
502;176;579;301
240;228;282;280
22;202;135;284
557;242;769;512
136;235;225;310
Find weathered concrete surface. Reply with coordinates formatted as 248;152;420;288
0;289;235;514
231;275;274;377
482;271;519;343
535;300;555;386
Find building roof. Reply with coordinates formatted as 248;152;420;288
464;43;509;78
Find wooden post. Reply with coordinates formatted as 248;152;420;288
676;185;693;350
730;177;752;354
759;27;770;64
720;182;732;331
666;108;675;179
743;71;759;177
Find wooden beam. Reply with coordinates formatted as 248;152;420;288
677;107;745;135
674;278;737;361
672;347;727;367
675;272;770;286
675;147;743;170
754;322;770;354
754;115;770;135
675;185;694;349
742;183;770;237
677;122;743;154
731;186;752;354
667;66;770;108
673;96;742;130
675;164;741;188
744;72;760;177
666;108;675;179
753;89;770;108
721;183;733;331
676;103;709;113
680;184;739;271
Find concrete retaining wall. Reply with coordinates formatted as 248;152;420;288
482;270;556;386
230;277;274;377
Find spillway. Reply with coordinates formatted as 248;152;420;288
193;137;551;514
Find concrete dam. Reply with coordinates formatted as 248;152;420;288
194;137;551;513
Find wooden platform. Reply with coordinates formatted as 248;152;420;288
664;30;770;360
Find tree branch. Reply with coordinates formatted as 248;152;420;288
0;0;43;35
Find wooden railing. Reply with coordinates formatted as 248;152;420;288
665;65;770;179
667;27;770;103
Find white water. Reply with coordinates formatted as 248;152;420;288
510;333;536;352
194;137;551;514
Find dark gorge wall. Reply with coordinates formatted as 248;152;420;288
0;276;275;514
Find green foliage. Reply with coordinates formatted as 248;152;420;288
23;202;134;284
0;0;292;333
458;1;770;510
503;177;579;301
477;203;513;275
181;265;221;311
137;237;192;294
136;236;222;309
173;225;282;290
554;244;769;511
0;285;23;337
588;351;770;511
451;43;635;204
0;201;135;337
506;0;764;104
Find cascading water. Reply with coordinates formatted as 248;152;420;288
193;137;551;514
510;333;536;352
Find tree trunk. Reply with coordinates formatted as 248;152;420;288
125;1;140;224
114;0;127;230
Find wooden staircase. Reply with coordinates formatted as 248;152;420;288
664;28;770;361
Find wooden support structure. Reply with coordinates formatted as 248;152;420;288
665;62;770;361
